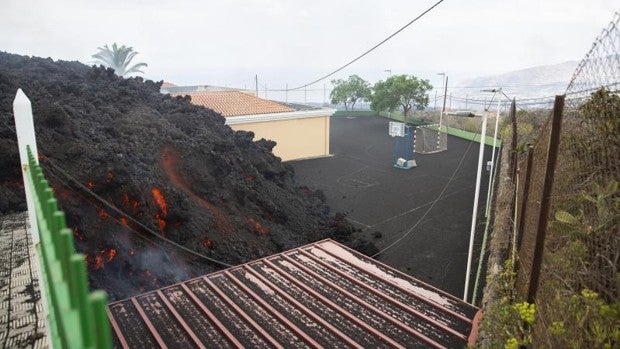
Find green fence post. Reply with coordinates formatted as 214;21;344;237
70;254;95;348
90;290;112;349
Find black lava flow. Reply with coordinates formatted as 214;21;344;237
0;52;374;300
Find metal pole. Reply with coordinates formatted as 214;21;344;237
485;97;502;217
304;86;307;104
440;76;448;130
255;74;258;97
286;84;288;102
517;145;534;252
465;94;468;110
265;84;267;99
323;84;326;105
527;95;564;303
510;99;518;180
463;108;488;303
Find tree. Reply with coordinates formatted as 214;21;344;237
371;74;432;124
91;43;147;77
330;75;372;111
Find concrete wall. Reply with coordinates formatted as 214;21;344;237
229;116;330;161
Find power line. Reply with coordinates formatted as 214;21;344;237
271;0;445;91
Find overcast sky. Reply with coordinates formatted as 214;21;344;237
1;0;617;99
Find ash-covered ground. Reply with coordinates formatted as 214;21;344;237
0;52;372;300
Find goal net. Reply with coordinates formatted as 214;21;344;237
413;124;447;154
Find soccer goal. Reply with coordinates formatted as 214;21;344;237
413;124;448;154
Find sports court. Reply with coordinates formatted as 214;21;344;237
291;115;494;299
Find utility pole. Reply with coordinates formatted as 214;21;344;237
255;74;258;97
265;85;267;99
439;75;448;130
434;90;438;110
463;102;488;303
285;84;288;102
304;86;307;104
465;94;469;110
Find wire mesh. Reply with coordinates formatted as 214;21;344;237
551;11;620;302
508;12;619;348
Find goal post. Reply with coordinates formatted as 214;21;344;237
413;124;447;154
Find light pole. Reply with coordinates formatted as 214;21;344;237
436;72;445;111
484;89;502;217
437;73;448;131
463;94;489;303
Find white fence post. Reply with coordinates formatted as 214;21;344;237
13;88;40;245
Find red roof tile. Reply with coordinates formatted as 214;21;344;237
108;239;480;348
179;91;295;116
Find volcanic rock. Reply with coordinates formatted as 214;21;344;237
0;52;367;300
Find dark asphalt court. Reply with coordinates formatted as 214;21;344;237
290;115;493;299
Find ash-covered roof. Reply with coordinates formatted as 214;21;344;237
178;91;296;117
108;239;480;348
275;100;324;111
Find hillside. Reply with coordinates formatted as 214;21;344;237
455;60;578;100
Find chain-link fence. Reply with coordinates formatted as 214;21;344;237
506;12;619;348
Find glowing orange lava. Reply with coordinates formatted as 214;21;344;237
202;239;214;249
94;255;103;270
151;188;168;215
156;213;167;231
73;226;84;241
98;208;109;219
107;249;117;262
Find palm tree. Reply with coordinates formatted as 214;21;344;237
91;43;147;77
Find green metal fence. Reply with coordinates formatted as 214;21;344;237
26;146;112;349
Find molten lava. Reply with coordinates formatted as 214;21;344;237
107;248;117;262
73;226;84;241
98;208;109;219
201;239;214;249
151;188;168;216
94;255;103;270
151;188;168;234
155;213;167;231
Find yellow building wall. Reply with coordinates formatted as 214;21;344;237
229;116;330;161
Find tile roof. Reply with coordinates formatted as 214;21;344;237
107;239;481;348
179;91;296;117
